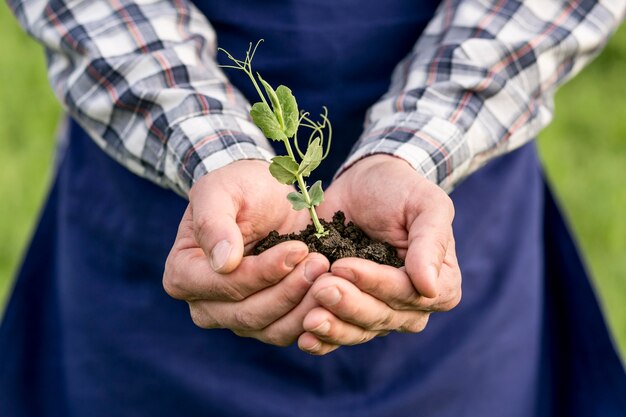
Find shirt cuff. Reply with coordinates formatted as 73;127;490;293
337;112;472;193
164;113;275;196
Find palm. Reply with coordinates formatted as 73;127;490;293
317;156;421;257
294;155;461;354
317;155;458;298
190;160;311;254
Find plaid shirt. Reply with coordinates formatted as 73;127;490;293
8;0;626;196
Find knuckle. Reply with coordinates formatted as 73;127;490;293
194;214;215;237
441;287;462;311
276;284;304;309
343;331;369;346
189;304;218;329
430;274;462;312
363;276;385;300
231;329;252;338
162;260;185;300
355;331;372;345
390;293;418;310
374;310;395;331
257;266;283;288
162;272;178;299
233;308;265;331
219;282;246;302
341;296;361;319
260;330;295;347
193;214;223;250
400;314;429;333
310;343;338;356
433;233;449;259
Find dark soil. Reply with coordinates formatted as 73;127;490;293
253;211;404;267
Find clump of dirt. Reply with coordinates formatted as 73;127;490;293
253;211;404;267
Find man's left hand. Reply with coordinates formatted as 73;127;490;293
298;155;462;354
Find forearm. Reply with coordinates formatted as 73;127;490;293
7;0;274;196
340;0;626;192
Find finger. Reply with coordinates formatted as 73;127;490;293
331;257;460;313
311;277;396;330
302;307;380;346
164;240;309;302
298;332;340;355
191;254;330;334
426;238;463;312
330;258;421;310
230;254;330;331
309;276;428;332
253;272;330;346
405;194;454;298
190;177;245;274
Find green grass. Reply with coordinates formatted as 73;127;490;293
0;4;625;360
0;6;61;303
537;25;626;359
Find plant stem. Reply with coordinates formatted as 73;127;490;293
283;139;326;237
297;175;325;236
247;64;325;236
245;70;269;108
219;44;327;237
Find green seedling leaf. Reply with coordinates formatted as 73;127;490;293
258;74;284;129
308;180;324;207
218;42;332;238
287;191;310;211
269;156;299;184
299;137;323;177
276;85;298;138
250;102;287;141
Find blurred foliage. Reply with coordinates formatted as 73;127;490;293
537;24;626;359
0;4;624;358
0;6;61;303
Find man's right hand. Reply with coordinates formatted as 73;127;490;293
163;160;330;346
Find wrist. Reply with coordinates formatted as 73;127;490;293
189;159;272;201
338;153;422;182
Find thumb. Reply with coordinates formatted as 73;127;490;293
190;180;245;274
405;199;454;299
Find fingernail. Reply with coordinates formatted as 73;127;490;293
285;248;304;268
311;321;331;336
302;340;321;353
210;240;232;271
304;260;326;283
316;287;341;306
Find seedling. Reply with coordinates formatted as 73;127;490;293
219;40;332;238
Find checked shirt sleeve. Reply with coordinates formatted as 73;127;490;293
8;0;275;196
341;0;626;193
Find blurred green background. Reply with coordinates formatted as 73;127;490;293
0;5;624;360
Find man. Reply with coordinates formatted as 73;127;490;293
2;0;625;415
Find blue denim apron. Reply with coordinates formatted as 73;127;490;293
1;1;624;416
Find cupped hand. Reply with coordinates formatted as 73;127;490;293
163;160;329;346
299;154;462;354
